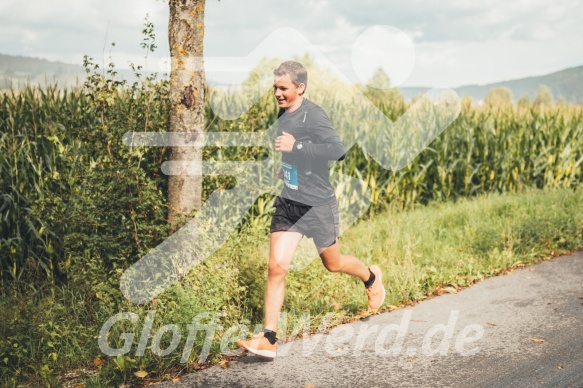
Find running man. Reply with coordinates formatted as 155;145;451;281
237;60;385;359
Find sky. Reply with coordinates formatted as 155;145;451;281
1;0;582;88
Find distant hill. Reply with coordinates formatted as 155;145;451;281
455;65;583;103
2;53;582;103
400;65;583;103
0;54;143;90
0;54;86;89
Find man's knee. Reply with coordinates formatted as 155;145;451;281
268;258;289;278
321;259;343;273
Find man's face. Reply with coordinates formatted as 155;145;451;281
273;74;304;109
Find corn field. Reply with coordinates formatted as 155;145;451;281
1;74;583;285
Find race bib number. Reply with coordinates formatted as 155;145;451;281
282;161;298;190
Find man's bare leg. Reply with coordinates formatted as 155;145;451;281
264;230;303;332
317;238;370;280
318;238;386;310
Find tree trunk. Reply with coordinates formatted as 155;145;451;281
167;0;206;232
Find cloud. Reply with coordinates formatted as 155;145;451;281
1;0;582;87
327;0;582;43
0;0;168;65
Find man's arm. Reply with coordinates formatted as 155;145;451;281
292;139;345;161
293;106;346;161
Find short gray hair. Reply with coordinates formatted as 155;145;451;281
274;60;308;93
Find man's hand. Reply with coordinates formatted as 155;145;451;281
275;131;296;153
276;167;284;180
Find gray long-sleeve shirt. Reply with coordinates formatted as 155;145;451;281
276;98;346;206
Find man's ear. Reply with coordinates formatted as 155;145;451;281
298;83;306;95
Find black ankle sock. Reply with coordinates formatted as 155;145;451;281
263;329;277;345
363;268;375;288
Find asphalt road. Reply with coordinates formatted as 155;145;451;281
160;251;583;388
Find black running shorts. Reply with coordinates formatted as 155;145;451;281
269;196;340;248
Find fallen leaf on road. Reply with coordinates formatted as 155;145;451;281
218;359;230;369
134;371;148;378
336;347;345;352
557;365;563;369
530;338;545;343
529;268;536;272
304;385;316;388
486;322;498;326
407;357;416;363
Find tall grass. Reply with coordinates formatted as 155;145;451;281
0;85;87;285
1;70;583;285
